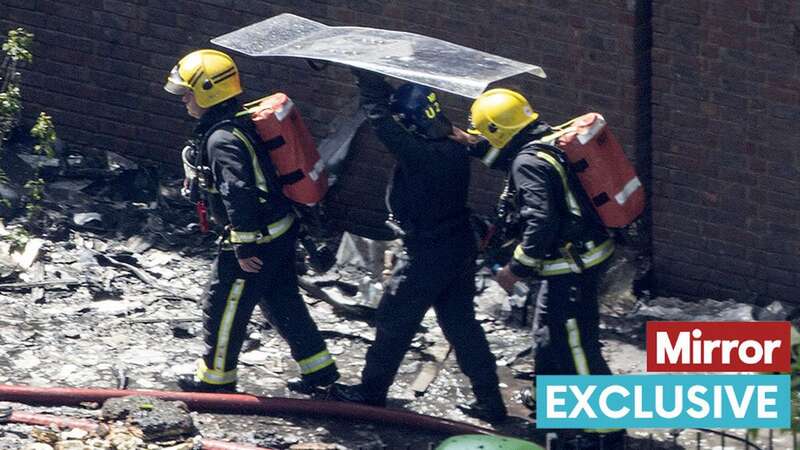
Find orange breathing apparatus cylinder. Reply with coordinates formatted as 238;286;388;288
244;93;328;206
550;113;645;228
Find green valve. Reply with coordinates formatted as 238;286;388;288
436;434;544;450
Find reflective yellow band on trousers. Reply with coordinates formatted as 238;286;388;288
297;349;335;375
228;215;294;244
211;278;245;375
513;239;614;276
195;358;238;385
566;318;590;375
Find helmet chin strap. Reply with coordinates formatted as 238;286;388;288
424;116;454;140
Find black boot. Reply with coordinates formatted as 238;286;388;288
286;368;340;395
176;374;237;393
458;385;508;424
458;400;508;424
328;383;386;407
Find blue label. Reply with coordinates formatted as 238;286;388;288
536;375;790;429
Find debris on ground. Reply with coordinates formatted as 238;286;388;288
101;396;196;441
0;141;790;449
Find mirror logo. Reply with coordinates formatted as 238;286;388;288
537;322;792;429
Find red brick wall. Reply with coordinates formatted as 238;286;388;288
0;0;641;233
13;2;796;305
651;0;800;304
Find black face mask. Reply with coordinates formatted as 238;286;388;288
416;114;453;140
392;108;453;140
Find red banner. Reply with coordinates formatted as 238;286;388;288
646;322;791;372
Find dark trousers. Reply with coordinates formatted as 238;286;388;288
361;231;500;400
530;264;611;377
197;228;337;385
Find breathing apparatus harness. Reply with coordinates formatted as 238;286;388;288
181;119;334;272
181;139;213;234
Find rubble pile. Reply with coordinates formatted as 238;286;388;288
0;144;529;448
0;396;202;450
18;415;200;450
1;143;790;449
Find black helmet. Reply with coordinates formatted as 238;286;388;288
390;83;453;140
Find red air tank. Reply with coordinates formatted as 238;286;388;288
556;113;644;228
245;93;328;206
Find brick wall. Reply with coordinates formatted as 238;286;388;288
0;0;641;234
11;2;796;305
651;0;800;304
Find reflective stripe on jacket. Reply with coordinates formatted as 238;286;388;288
509;142;613;277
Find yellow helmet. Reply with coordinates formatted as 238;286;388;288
164;49;242;108
468;88;539;149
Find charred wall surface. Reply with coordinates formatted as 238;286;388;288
4;1;797;304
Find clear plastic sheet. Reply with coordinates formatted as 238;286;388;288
212;14;546;98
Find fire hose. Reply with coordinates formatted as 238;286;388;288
0;384;497;440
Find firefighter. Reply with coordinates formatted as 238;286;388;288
329;69;507;424
163;49;339;394
468;89;623;446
